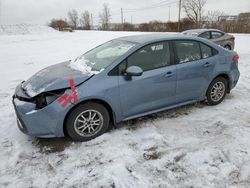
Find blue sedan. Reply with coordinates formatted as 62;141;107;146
12;34;240;141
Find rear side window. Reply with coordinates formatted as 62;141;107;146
211;31;224;39
200;43;213;58
199;32;210;39
175;40;201;64
126;42;171;72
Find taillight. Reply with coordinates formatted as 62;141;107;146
233;54;239;62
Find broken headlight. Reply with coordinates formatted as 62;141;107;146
35;89;65;109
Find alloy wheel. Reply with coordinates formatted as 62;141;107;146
210;81;226;102
74;110;104;137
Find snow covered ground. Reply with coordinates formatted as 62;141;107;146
0;28;250;188
0;24;57;35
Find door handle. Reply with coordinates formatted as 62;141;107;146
203;62;211;67
165;71;174;78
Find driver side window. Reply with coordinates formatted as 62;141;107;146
124;42;171;72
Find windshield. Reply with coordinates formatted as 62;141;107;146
69;40;137;74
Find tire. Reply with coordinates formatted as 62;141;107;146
65;102;110;142
206;77;228;106
224;45;231;50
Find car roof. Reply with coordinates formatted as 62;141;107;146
182;29;225;35
116;33;202;44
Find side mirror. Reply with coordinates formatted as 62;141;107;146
124;66;143;77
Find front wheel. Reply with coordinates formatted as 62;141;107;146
65;102;110;142
206;77;228;105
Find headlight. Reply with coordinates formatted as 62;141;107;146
46;95;59;104
35;89;65;109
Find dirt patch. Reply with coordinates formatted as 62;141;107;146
34;137;72;153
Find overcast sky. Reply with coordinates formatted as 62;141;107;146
0;0;250;25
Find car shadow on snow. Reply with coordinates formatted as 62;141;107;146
33;102;206;153
118;102;205;130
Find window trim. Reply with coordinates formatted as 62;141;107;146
198;31;211;40
210;31;225;39
108;39;219;76
172;39;218;65
108;40;175;76
173;39;202;64
199;42;217;59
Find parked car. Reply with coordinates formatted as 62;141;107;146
13;34;240;141
182;29;235;50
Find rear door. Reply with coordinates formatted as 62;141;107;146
118;41;177;118
174;40;216;103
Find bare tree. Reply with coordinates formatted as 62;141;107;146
99;3;111;30
80;11;91;30
48;19;69;31
68;9;79;29
182;0;207;28
204;10;225;28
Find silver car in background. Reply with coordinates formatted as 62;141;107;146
182;29;235;50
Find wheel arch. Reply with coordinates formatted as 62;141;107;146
209;73;231;93
63;98;116;136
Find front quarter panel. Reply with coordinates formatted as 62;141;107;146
73;73;121;121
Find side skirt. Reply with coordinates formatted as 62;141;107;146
122;100;199;122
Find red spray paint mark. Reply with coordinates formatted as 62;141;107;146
57;77;78;108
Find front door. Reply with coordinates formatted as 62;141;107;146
118;41;177;118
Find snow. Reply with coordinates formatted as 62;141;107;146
69;40;136;75
0;24;58;35
0;29;250;187
69;57;101;75
23;82;45;97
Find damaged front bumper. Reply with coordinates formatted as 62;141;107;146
12;83;73;138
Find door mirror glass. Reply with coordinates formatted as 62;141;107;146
125;66;143;76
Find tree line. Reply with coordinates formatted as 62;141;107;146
48;1;250;33
48;3;111;31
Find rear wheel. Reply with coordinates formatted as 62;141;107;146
65;102;110;142
206;77;228;105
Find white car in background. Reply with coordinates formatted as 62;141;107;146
182;29;235;50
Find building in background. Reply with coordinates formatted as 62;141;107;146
238;12;250;21
218;15;238;23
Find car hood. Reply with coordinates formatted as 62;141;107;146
21;61;93;97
